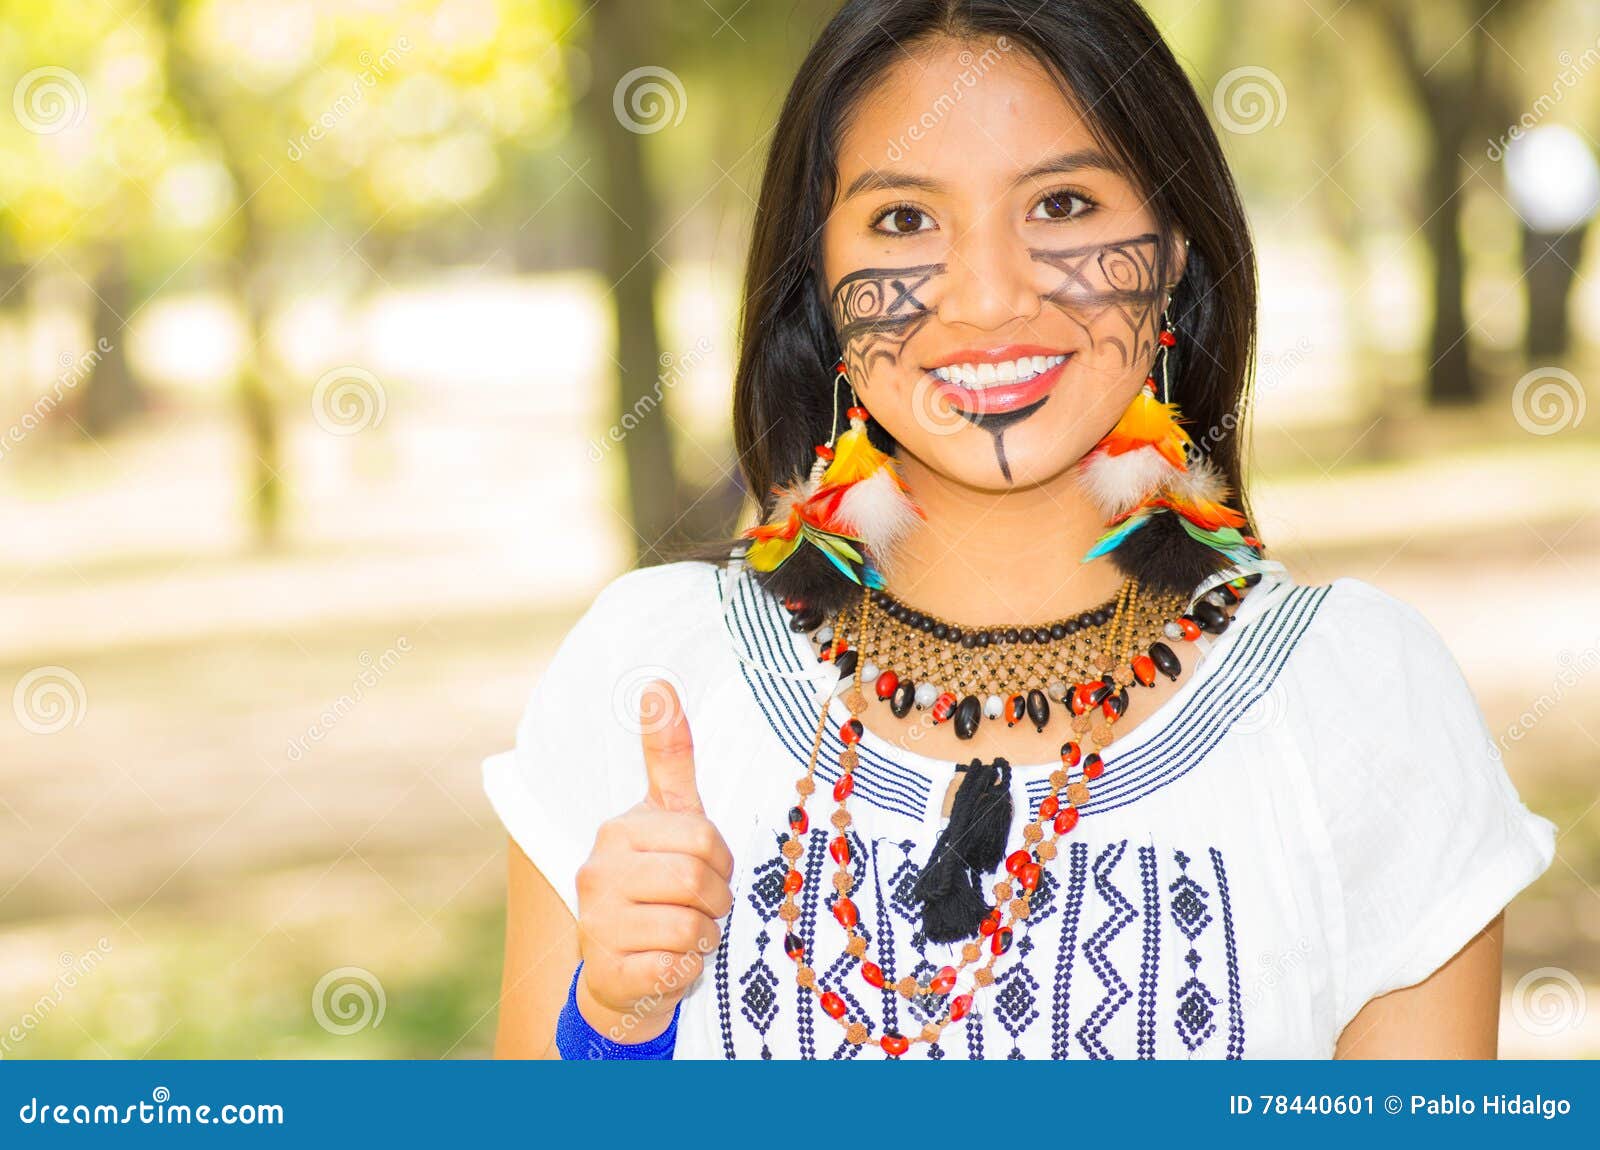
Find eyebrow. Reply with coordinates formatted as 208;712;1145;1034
841;147;1125;200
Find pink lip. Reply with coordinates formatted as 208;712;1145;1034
930;355;1072;415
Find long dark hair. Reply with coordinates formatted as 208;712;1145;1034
672;0;1261;617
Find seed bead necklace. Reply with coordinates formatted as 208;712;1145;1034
771;571;1257;1056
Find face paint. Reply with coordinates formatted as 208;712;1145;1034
955;396;1049;483
830;263;946;384
1030;233;1165;369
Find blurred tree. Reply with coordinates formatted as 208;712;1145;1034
1355;0;1534;405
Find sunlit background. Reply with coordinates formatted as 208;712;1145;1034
1;0;1597;1059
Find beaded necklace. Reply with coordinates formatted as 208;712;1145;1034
771;570;1258;1056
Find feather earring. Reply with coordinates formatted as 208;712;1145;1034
1078;301;1263;571
742;361;924;589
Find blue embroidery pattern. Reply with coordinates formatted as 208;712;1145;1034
713;828;1248;1060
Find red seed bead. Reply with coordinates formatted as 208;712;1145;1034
1083;754;1105;780
840;718;864;746
861;961;885;988
931;692;956;723
1060;740;1082;767
784;932;804;960
1005;694;1026;726
783;869;803;894
1132;654;1156;687
880;1032;910;1056
1102;697;1120;721
979;914;999;937
832;638;849;656
833;774;854;801
815;444;834;461
1071;683;1095;715
991;927;1014;955
875;670;899;699
1019;862;1042;890
950;993;974;1021
820;991;847;1019
1158;330;1177;347
1055;806;1080;834
1005;849;1032;876
846;405;869;422
830;835;851;866
835;360;848;374
930;966;957;995
1177;616;1201;642
832;898;859;928
1039;795;1060;819
788;806;809;834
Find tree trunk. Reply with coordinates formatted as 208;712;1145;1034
579;0;681;565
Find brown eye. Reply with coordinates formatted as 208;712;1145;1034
871;205;934;235
1028;190;1095;221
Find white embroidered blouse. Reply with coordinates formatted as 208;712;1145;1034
481;556;1556;1059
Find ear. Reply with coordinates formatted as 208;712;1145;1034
1165;230;1190;305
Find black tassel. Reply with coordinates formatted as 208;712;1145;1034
911;757;1014;943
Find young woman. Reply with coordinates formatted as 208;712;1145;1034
484;0;1555;1060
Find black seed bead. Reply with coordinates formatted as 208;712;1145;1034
1243;572;1263;586
1192;600;1228;634
1004;628;1019;643
890;680;916;718
790;608;823;633
1149;641;1181;680
835;649;858;679
784;932;804;959
1026;689;1050;732
1087;681;1113;707
1050;623;1067;640
954;695;982;740
1065;619;1081;634
960;632;978;649
932;623;949;640
1105;686;1129;718
948;628;963;644
1092;608;1110;625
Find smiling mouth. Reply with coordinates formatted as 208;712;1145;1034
926;353;1074;415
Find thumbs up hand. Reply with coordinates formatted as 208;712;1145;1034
573;679;735;1045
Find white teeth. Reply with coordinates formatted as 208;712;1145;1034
929;354;1068;388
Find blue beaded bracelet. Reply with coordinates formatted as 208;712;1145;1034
555;961;679;1060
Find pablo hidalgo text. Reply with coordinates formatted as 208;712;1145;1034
1410;1095;1571;1119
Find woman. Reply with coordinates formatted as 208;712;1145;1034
484;0;1556;1059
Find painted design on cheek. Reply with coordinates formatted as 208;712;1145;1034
830;263;945;384
957;396;1050;484
1030;233;1164;369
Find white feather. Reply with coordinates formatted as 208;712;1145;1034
833;468;921;574
1163;453;1231;504
1075;444;1182;518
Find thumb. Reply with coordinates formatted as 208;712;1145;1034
639;678;703;814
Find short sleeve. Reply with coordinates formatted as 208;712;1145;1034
1303;579;1556;1032
480;560;721;921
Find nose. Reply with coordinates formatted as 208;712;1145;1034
935;220;1041;333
